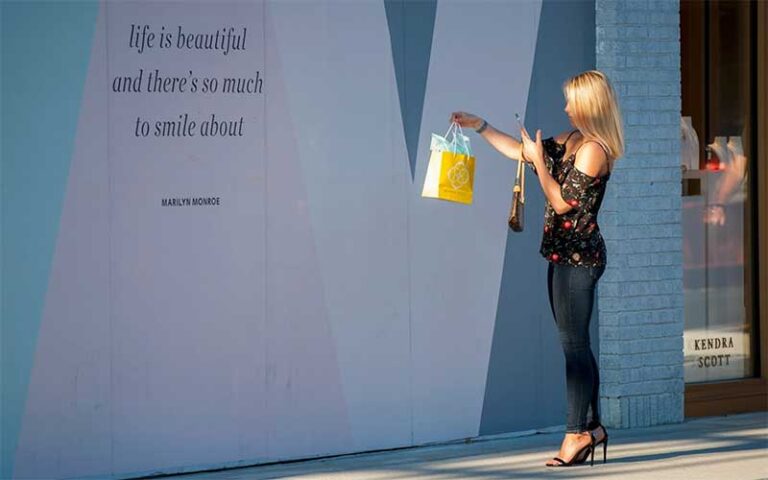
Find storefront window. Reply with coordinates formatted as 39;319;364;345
681;0;757;383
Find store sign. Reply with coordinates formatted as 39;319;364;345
684;330;751;383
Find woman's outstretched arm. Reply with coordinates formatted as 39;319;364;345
451;112;524;162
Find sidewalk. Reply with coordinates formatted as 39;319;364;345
168;412;767;480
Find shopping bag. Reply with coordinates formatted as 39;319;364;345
421;122;476;205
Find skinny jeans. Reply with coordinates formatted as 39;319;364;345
547;261;605;433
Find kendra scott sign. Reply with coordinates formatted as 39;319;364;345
684;330;751;383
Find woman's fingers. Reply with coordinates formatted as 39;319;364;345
521;126;532;143
451;111;468;125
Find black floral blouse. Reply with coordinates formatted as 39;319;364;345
529;132;610;267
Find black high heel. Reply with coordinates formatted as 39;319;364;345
546;432;596;467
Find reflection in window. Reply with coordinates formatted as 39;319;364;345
681;0;756;384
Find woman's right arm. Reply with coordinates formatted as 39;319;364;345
451;112;526;163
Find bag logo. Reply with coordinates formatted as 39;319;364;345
447;161;470;190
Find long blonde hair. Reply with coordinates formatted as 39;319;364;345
563;70;625;162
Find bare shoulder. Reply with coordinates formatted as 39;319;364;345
574;140;609;177
554;130;571;143
554;129;582;145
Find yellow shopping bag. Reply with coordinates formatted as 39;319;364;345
421;123;476;205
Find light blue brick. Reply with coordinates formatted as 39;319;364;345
597;26;624;40
600;294;683;312
623;125;679;141
621;350;684;368
619;0;651;10
649;139;680;153
599;312;620;326
649;251;683;266
648;25;679;40
626;253;652;267
623;142;652;154
601;354;624;369
608;172;679;189
602;341;622;355
624;336;682;354
598;211;619;226
648;0;679;12
599;54;627;68
619;322;683;340
622;397;630;426
599;283;621;298
600;195;675;212
650;111;681;123
620;96;680;111
616;153;680;172
649;11;679;24
620;222;681;239
607;236;681;255
618;279;683;296
597;9;650;25
626;111;652;125
619;308;683;325
647;40;680;54
600;40;656;55
620;167;680;183
600;265;681;282
626;54;677;68
622;209;681;226
600;368;625;384
600;326;622;340
601;181;680;198
605;379;683;398
621;379;684;397
610;68;680;83
623;83;649;96
651;82;682;95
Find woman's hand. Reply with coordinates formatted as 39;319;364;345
520;126;544;166
451;111;483;130
703;204;726;226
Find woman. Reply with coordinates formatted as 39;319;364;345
452;70;624;467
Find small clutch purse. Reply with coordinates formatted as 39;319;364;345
508;155;525;232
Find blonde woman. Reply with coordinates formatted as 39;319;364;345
452;70;624;467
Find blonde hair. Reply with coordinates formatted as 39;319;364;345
563;70;625;162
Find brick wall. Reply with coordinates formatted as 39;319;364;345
595;0;685;428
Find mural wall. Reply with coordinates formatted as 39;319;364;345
1;1;595;478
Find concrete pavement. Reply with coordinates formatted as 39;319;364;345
158;412;767;480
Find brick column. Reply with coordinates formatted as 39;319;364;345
595;0;685;428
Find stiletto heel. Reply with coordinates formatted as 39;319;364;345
591;422;609;464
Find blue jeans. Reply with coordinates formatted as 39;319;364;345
547;261;605;433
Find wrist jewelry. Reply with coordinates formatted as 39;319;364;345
476;119;488;134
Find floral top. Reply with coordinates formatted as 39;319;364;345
529;131;611;267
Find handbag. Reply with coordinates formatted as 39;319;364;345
507;155;525;231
